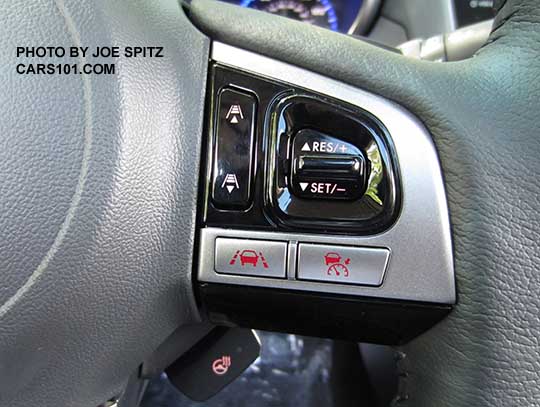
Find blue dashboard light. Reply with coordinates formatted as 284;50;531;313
239;0;339;32
319;0;338;31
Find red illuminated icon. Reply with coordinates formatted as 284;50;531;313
324;252;351;277
324;252;342;266
212;355;232;375
229;249;269;268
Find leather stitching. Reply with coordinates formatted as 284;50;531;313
392;350;409;405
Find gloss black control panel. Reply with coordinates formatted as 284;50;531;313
202;65;401;234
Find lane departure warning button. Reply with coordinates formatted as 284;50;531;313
215;238;287;278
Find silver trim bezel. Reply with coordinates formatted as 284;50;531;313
199;42;455;304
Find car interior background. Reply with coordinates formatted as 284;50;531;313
5;0;538;406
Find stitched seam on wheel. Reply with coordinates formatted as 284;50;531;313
477;0;512;52
494;0;509;12
0;0;93;317
491;8;519;34
392;349;409;405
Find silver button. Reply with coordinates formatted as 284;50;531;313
215;238;287;278
297;244;389;286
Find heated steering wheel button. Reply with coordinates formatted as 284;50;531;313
215;238;287;278
167;328;261;401
297;243;389;286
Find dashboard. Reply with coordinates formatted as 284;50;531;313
222;0;378;34
220;0;496;45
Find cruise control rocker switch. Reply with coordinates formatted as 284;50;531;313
292;154;366;200
291;128;368;200
265;92;400;232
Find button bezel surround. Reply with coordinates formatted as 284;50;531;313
199;226;454;304
199;42;455;305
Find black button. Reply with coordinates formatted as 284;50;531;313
166;328;260;401
290;129;367;200
212;88;256;209
296;155;363;177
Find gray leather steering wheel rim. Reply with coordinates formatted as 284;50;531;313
1;0;539;406
1;1;208;405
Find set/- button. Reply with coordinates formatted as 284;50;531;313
296;179;364;199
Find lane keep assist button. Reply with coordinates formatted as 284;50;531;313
297;243;389;286
215;238;287;278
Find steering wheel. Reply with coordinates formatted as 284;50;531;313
1;0;539;405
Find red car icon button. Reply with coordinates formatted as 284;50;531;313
214;238;287;278
239;250;259;266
